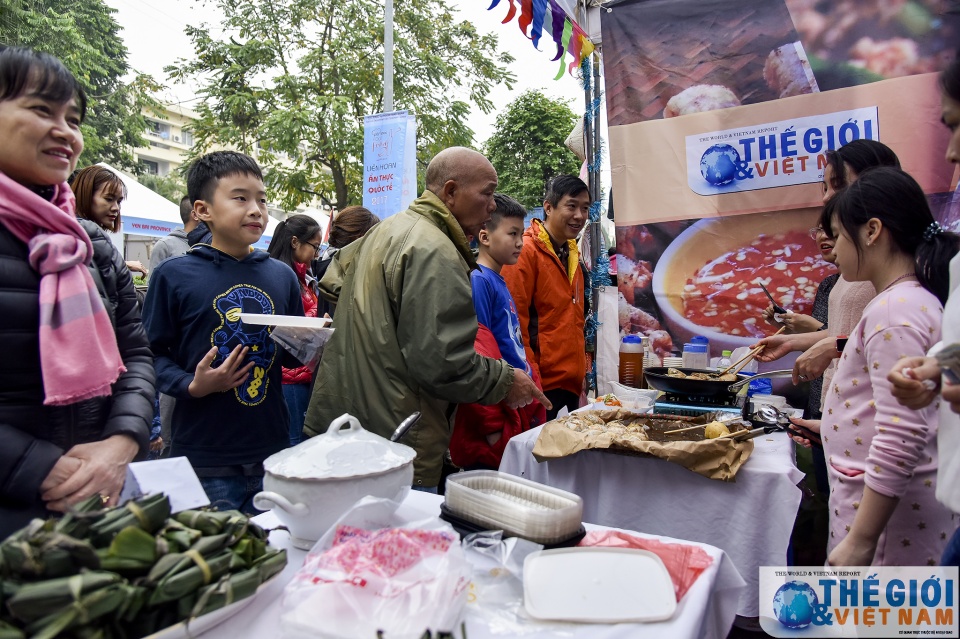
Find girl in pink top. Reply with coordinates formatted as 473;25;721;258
792;167;959;566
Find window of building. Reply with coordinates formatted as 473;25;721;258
141;160;159;175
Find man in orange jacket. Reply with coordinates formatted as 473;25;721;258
502;175;590;419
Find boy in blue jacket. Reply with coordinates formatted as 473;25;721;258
143;151;303;513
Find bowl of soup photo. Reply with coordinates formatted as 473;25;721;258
651;208;835;354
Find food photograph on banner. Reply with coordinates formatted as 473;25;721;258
603;0;960;381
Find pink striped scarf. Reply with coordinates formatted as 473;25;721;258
0;171;124;405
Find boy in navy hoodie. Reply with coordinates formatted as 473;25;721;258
143;152;303;513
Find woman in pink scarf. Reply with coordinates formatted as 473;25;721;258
0;47;155;537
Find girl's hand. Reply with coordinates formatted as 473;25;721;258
793;337;838;384
751;334;795;362
888;356;940;410
787;417;820;449
828;533;877;567
761;304;783;329
782;312;823;334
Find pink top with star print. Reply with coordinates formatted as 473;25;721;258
822;282;942;498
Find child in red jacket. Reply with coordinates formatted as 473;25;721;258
450;194;545;469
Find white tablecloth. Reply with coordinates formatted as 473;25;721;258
195;491;745;639
500;426;804;618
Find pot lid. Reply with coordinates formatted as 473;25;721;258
263;414;416;480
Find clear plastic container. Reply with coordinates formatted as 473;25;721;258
619;335;644;388
690;335;710;359
444;471;583;544
681;343;709;370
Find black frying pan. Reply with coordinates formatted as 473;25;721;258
644;367;750;397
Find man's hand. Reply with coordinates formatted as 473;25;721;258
888;356;940;410
188;345;254;398
41;435;140;511
505;369;552;411
793;336;839;384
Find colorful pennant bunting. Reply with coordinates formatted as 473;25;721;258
488;0;595;78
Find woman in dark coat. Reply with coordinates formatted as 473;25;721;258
0;47;155;537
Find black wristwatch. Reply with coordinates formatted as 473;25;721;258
836;336;848;353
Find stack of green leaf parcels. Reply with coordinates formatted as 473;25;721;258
0;494;286;639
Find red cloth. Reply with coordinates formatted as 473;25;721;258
578;530;714;601
450;324;546;469
282;263;319;385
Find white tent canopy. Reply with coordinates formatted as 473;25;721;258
99;163;184;239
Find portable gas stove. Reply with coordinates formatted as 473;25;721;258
652;390;745;418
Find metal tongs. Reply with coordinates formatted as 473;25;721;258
733;404;822;448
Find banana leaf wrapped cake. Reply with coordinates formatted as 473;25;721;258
0;494;285;639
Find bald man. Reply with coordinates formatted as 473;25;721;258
304;147;549;491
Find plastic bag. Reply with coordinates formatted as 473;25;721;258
460;532;573;636
280;497;470;639
270;325;334;371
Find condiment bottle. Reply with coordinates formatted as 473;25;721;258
619;334;644;388
717;350;733;370
682;343;709;370
691;335;710;360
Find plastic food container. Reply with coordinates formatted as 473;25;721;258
443;471;583;545
523;547;677;623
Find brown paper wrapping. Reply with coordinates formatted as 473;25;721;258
531;409;755;481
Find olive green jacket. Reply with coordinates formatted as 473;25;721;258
304;191;514;487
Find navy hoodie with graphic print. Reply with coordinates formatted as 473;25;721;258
142;244;304;469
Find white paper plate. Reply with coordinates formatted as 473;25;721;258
523;547;677;623
239;313;331;328
146;570;282;639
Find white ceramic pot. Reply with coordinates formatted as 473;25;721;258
253;414;415;549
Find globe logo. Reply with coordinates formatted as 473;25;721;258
773;580;819;629
699;143;742;186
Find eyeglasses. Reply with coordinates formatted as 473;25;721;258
303;240;322;257
808;227;824;240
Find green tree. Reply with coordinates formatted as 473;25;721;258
167;0;515;210
484;90;580;209
0;0;159;173
140;173;186;204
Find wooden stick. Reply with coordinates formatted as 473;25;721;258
662;423;707;435
718;326;786;376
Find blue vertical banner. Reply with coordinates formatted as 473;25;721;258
363;110;417;219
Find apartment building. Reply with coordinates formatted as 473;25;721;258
135;103;198;178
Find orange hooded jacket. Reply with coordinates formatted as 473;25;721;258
501;218;586;397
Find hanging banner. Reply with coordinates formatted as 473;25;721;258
601;0;960;367
362;110;417;219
